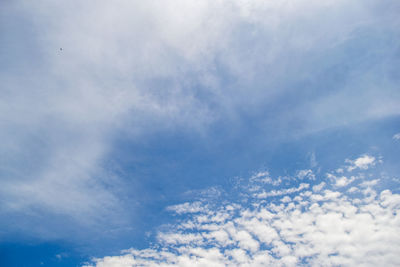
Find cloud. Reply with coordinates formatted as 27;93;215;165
255;183;310;198
249;171;281;186
296;169;315;180
346;155;376;172
86;158;400;267
312;182;326;192
334;176;355;187
309;152;318;168
393;133;400;140
327;173;356;187
1;0;399;239
166;202;206;215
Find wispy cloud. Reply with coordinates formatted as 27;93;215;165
1;0;399;240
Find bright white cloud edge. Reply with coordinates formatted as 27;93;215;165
86;155;400;267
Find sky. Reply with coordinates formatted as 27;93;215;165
0;0;399;266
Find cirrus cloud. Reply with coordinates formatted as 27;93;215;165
1;0;399;242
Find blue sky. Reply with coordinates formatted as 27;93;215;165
1;0;400;266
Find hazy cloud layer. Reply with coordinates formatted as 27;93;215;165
1;0;399;238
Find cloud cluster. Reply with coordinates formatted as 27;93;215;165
87;155;400;266
1;0;399;239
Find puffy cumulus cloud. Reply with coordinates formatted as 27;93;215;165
86;159;400;267
326;173;356;188
346;155;376;172
1;0;399;238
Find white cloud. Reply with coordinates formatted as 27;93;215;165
166;202;206;215
255;183;310;198
346;155;376;172
335;176;355;187
1;0;399;240
87;158;400;267
296;169;315;180
393;133;400;140
348;186;359;193
336;168;344;174
360;179;380;188
313;182;326;192
250;171;281;186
